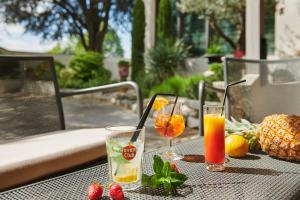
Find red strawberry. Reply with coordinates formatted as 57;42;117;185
88;182;103;200
170;162;179;173
109;184;124;200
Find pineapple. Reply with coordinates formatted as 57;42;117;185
258;114;300;162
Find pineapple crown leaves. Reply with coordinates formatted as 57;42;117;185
225;117;258;135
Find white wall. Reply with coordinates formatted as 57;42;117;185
103;57;130;81
179;57;209;76
275;0;300;57
246;0;263;59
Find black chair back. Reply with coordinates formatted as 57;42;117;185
0;56;65;142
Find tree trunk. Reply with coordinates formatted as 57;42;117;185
84;0;110;52
237;11;246;53
209;13;236;50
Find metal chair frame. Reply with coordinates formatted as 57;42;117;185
0;55;143;131
198;56;300;135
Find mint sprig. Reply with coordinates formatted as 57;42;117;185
142;155;188;195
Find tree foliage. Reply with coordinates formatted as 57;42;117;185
1;0;133;52
131;0;145;82
177;0;278;52
48;27;124;57
104;28;124;57
157;0;173;40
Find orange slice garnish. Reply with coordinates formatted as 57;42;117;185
152;97;169;111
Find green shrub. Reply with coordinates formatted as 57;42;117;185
146;39;190;86
59;67;75;88
208;62;224;81
118;60;130;66
206;44;223;54
149;75;189;97
33;62;52;80
59;51;111;88
186;75;205;99
54;60;65;73
147;74;219;101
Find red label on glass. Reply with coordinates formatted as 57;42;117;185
122;145;137;160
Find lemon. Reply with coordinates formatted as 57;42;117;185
114;174;137;183
225;135;249;157
113;164;138;183
152;97;169;111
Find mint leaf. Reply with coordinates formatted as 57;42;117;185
142;155;188;196
142;174;152;186
153;155;164;174
170;178;184;187
156;177;166;185
163;178;172;194
169;172;177;178
149;175;159;188
142;174;159;189
175;173;188;182
162;161;172;177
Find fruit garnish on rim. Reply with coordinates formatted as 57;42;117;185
152;97;169;111
142;155;188;195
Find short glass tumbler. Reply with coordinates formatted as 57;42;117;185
203;105;225;171
105;126;145;190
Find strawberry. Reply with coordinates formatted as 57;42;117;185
109;184;124;200
88;182;103;200
170;162;179;173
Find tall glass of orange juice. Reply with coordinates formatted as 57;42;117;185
203;105;225;171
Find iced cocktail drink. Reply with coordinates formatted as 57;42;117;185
105;126;145;191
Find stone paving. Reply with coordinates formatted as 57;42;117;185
62;97;200;151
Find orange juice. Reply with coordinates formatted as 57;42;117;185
204;114;225;164
155;114;185;138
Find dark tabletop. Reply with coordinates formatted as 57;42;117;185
0;138;300;200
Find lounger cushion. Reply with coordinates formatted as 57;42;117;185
0;128;108;191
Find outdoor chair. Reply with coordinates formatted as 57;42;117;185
198;56;300;135
0;56;143;190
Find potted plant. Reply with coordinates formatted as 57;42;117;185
118;60;130;81
204;44;224;64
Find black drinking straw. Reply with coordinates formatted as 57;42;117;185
221;79;246;116
163;95;179;136
130;93;176;142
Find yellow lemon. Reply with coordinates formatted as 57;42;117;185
225;135;249;158
113;165;138;183
114;174;137;183
152;97;169;111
